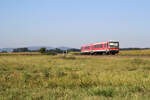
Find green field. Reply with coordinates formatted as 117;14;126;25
0;53;150;100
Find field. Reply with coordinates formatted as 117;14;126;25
119;50;150;56
0;50;150;100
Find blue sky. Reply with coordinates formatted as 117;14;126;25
0;0;150;48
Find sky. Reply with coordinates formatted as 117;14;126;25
0;0;150;48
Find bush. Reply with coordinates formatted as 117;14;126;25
39;48;46;53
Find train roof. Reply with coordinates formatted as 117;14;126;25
109;40;119;42
81;41;108;47
81;40;119;47
92;42;107;45
81;44;91;47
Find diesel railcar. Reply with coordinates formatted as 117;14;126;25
81;40;119;55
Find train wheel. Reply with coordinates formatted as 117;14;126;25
111;53;116;55
106;52;110;55
99;52;103;55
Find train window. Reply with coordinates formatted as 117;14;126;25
100;44;103;48
104;44;107;48
109;42;119;48
97;45;98;48
94;45;100;48
85;46;90;49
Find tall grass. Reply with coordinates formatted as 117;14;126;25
0;55;150;100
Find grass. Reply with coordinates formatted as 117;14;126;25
119;50;150;56
0;54;150;100
0;52;41;56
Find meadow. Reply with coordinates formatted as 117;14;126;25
0;51;150;100
119;50;150;56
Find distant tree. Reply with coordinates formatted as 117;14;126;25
1;50;7;53
13;48;29;52
68;48;81;52
132;48;140;50
39;48;46;53
55;48;63;53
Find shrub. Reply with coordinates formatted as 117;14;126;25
39;48;46;53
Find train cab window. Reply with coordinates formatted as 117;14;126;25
109;42;119;48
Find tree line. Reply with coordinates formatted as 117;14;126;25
12;47;80;54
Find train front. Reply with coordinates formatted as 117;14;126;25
108;41;119;54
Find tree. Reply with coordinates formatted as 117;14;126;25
39;48;46;53
13;48;29;52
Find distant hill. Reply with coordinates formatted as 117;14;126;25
120;48;150;50
27;46;72;51
56;46;71;50
27;46;54;51
0;48;13;52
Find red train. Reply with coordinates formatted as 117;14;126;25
81;40;119;55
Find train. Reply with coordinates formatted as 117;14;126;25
81;40;119;55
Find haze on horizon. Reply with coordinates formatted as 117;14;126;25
0;0;150;48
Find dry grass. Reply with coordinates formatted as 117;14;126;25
0;52;41;56
119;50;150;56
0;54;150;100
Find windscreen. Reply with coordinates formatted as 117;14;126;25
109;42;119;48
